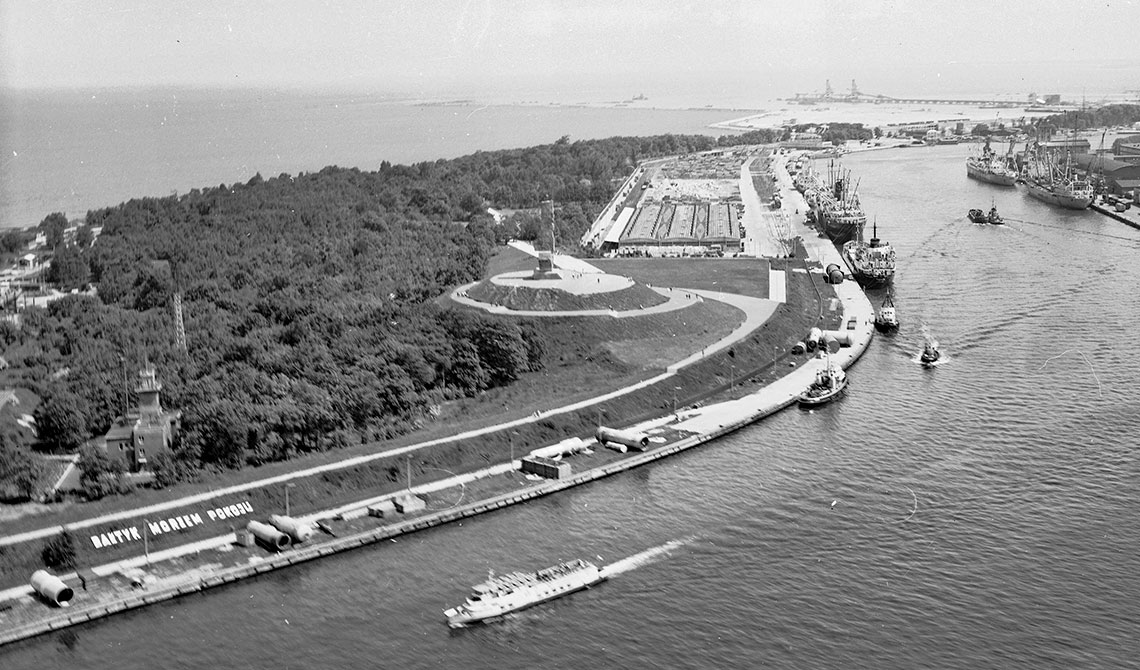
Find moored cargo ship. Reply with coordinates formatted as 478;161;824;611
1022;143;1093;210
1023;177;1093;210
966;138;1018;186
841;220;895;288
818;163;865;245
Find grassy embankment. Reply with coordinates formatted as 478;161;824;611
0;243;836;589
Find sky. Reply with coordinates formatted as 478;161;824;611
2;1;1139;100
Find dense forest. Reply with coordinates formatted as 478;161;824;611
2;131;770;499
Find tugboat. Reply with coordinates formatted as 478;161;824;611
444;559;604;626
986;204;1004;224
874;292;899;332
920;340;941;368
968;205;1004;224
798;355;848;406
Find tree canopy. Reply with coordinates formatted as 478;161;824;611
6;133;764;485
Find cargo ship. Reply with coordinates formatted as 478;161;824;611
966;138;1018;186
444;559;604;626
841;220;895;288
1022;143;1093;210
802;163;866;245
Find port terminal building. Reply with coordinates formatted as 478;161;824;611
1073;154;1140;197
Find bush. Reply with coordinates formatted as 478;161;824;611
77;446;127;500
41;530;77;571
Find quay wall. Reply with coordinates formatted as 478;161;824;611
1090;202;1140;230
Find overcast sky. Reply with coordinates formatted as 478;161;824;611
3;1;1139;98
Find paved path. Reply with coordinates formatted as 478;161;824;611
738;157;786;258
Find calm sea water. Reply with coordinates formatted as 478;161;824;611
0;88;744;230
3;123;1140;667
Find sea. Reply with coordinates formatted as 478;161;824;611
0;88;744;230
2;91;1140;669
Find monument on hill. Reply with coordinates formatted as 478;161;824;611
529;251;562;280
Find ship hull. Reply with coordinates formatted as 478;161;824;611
823;218;861;245
1023;180;1092;210
966;163;1017;186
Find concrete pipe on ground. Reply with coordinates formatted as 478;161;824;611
791;341;806;355
806;327;822;352
820;330;854;347
31;570;74;607
825;263;844;284
247;520;293;551
595;427;650;451
529;437;590;460
268;515;314;544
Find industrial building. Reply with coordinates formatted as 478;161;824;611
1073;154;1140;196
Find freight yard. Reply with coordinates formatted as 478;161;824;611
583;147;800;258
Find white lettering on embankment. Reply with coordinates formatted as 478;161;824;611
88;500;254;548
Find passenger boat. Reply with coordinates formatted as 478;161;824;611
920;341;941;368
444;559;604;626
798;357;848;406
874;292;899;332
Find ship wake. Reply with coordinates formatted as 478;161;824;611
599;537;694;579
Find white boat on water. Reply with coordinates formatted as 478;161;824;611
444;559;604;626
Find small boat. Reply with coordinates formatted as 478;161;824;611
968;205;1003;224
985;205;1004;224
444;559;604;627
920;341;941;367
874;292;899;332
798;357;848;406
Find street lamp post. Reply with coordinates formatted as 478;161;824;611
285;483;296;517
143;519;149;564
730;364;736;390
